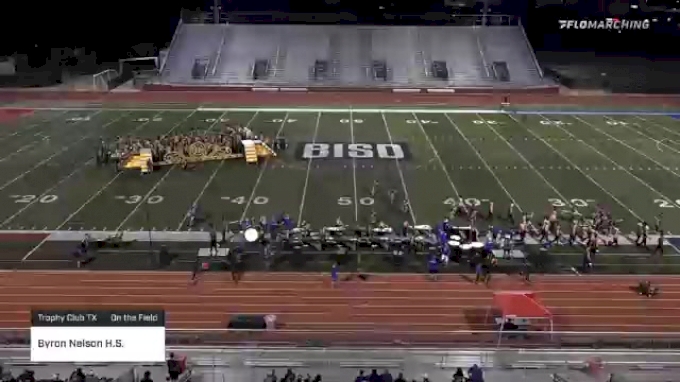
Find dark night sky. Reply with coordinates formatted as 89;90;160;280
2;0;677;59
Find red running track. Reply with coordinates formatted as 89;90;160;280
2;271;680;346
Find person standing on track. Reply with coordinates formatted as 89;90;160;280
331;262;339;287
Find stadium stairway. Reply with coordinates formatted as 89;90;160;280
243;140;258;163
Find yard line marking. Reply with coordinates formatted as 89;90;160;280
350;108;358;222
573;115;680;181
240;112;289;221
411;112;460;197
296;112;322;224
174;111;230;230
0;141;40;163
443;113;522;213
0;110;68;142
0;111;113;193
635;115;680;140
113;110;203;231
605;115;680;156
536;114;680;209
478;113;569;201
0;159;95;228
21;173;123;261
381;112;417;224
511;114;644;221
17;110;171;261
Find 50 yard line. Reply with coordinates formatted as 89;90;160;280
350;108;358;222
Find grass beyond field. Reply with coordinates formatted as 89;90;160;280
1;106;680;247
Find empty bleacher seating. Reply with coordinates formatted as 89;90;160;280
161;20;549;87
492;61;510;82
372;60;388;81
252;59;270;80
313;59;329;80
431;61;449;80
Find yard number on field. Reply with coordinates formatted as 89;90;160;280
134;117;163;122
340;119;364;124
268;119;297;123
204;118;230;123
10;195;58;204
406;120;437;124
221;196;269;205
540;120;571;125
472;120;499;125
606;121;629;126
67;117;90;122
443;198;486;207
338;196;374;206
115;195;164;204
549;198;595;208
654;199;680;208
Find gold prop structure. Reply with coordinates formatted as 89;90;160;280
121;140;276;173
159;141;242;165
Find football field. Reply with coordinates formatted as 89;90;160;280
1;106;680;241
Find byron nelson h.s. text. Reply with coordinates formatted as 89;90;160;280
37;339;123;348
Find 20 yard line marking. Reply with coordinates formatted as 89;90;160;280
296;112;322;224
512;114;644;221
174;111;230;230
381;112;417;224
0;111;111;193
21;110;197;261
3;111;168;229
350;109;358;222
240;112;289;221
443;113;522;213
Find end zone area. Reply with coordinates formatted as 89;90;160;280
2;106;680;264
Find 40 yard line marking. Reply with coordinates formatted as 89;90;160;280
296;112;322;224
381;112;417;224
240;112;288;221
350;108;358;222
174;111;230;231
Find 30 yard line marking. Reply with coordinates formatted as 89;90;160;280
477;113;570;202
240;112;288;221
113;110;203;231
412;112;460;197
513;114;644;221
174;111;229;230
443;113;522;213
296;112;322;224
350;109;358;222
381;112;417;224
537;114;680;209
3;111;168;229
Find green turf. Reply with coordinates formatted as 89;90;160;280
1;108;680;241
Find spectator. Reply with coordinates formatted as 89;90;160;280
283;369;295;382
394;373;406;382
368;370;380;382
264;370;277;382
453;368;465;382
381;370;393;382
69;369;85;382
421;374;429;382
354;370;366;382
467;365;483;382
17;371;34;382
167;353;181;382
140;371;153;382
312;374;321;382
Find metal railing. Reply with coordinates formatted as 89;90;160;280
5;328;680;349
180;10;520;26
